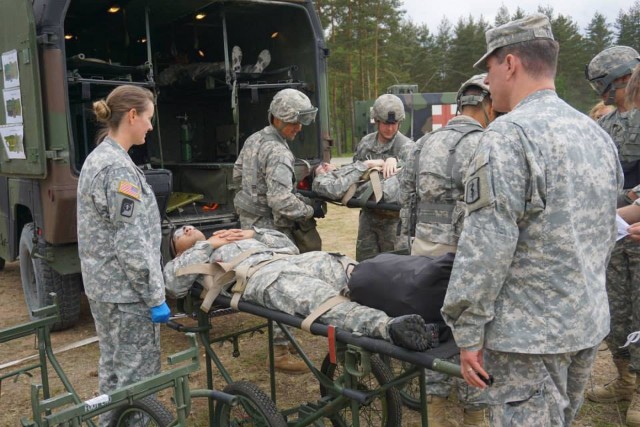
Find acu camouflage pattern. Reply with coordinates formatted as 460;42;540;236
371;94;405;122
353;131;414;261
599;108;640;369
312;160;401;204
89;299;160;426
77;137;164;426
164;228;394;341
480;346;598;426
399;115;484;250
233;125;314;242
586;46;640;95
77;137;165;307
268;88;315;123
441;90;622;354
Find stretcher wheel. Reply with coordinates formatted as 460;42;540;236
380;355;421;411
214;381;287;427
319;354;402;427
108;396;174;426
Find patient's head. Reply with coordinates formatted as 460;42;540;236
312;162;337;179
171;225;206;256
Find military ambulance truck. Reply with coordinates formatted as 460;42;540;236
0;0;331;329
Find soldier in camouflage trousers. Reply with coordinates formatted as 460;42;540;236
233;88;323;249
352;94;414;261
398;74;496;427
585;46;640;426
164;226;437;353
442;15;622;426
77;86;170;426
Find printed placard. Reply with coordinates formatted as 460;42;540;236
1;50;20;88
3;87;23;124
0;124;25;159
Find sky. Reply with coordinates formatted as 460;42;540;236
400;0;632;34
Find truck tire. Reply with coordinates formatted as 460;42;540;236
19;223;82;330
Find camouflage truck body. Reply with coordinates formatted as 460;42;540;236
0;0;330;328
355;87;457;142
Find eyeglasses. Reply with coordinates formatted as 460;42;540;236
292;107;318;126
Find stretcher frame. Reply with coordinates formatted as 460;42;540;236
0;298;237;426
173;291;462;427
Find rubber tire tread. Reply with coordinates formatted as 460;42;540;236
215;381;287;427
19;223;82;331
108;396;174;426
319;353;403;427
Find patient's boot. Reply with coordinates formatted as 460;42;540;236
427;395;460;427
231;46;242;72
251;49;271;73
268;344;307;375
387;314;438;351
586;358;635;402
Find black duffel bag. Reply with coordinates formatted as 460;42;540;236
347;252;455;324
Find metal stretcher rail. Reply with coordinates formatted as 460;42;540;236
213;294;461;376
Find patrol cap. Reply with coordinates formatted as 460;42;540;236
457;73;490;108
269;88;318;125
474;14;555;70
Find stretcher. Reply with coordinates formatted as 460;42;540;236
1;298;237;426
170;289;462;427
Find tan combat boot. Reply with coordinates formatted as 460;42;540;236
267;344;308;375
427;395;460;427
626;379;640;427
586;358;635;403
462;408;488;427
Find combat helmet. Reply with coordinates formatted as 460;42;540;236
371;94;405;123
585;46;640;96
269;88;318;125
457;73;490;110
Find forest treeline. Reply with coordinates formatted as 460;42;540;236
313;1;640;154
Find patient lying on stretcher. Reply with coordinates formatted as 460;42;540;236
311;159;400;204
164;226;439;351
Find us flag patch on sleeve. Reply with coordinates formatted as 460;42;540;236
118;180;141;200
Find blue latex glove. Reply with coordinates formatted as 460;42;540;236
150;302;171;323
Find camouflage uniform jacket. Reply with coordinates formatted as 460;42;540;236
233;125;313;228
77;137;165;307
599;108;640;194
353;130;414;165
312;161;401;204
164;228;298;299
399;115;484;247
441;90;623;353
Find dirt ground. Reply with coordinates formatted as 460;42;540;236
0;202;628;426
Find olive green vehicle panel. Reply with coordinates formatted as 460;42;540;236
355;92;457;142
0;0;47;178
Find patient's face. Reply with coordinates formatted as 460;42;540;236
315;162;337;176
173;225;206;255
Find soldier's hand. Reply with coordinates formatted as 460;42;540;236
382;157;398;178
313;200;327;218
628;222;640;242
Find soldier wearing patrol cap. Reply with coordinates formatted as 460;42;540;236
352;93;415;261
441;14;623;425
399;73;495;427
584;46;640;425
233;88;321;374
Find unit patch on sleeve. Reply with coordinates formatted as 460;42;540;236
118;180;141;200
120;198;135;218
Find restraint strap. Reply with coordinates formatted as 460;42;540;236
340;166;383;205
176;263;236;312
301;295;350;333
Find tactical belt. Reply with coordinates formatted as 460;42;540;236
234;191;272;217
416;202;455;224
